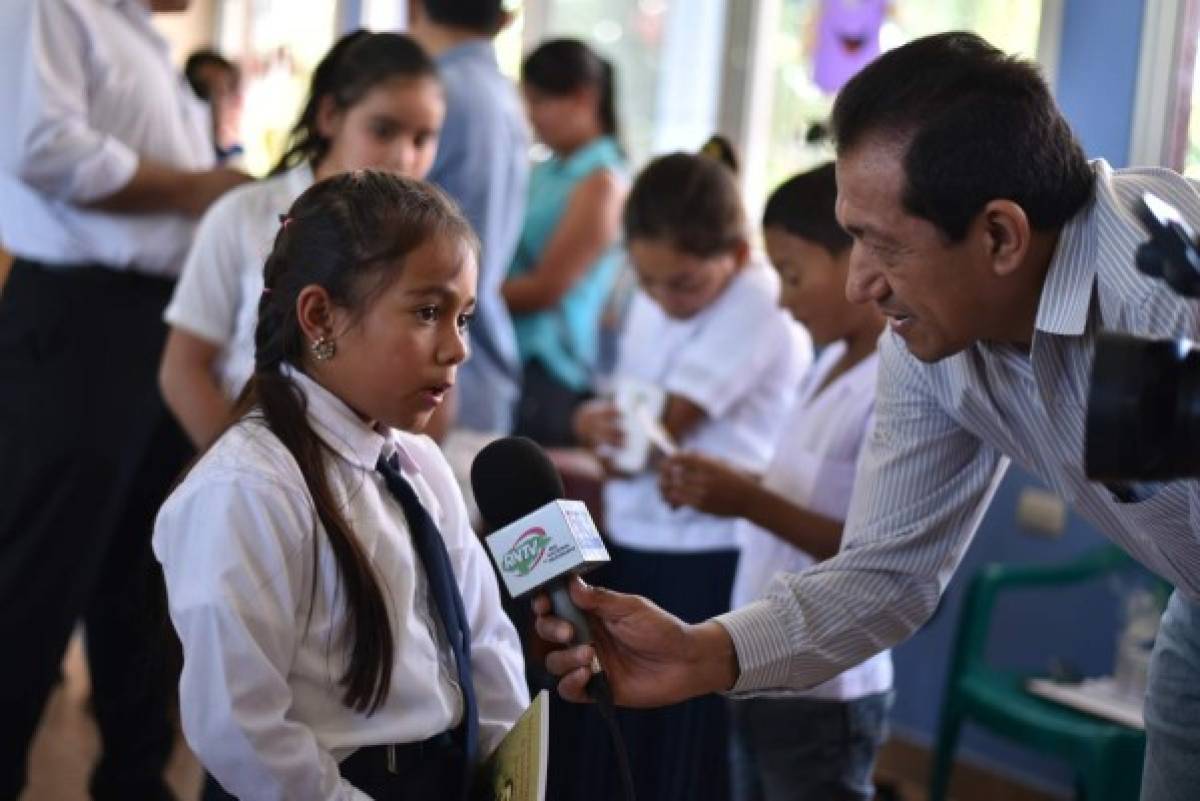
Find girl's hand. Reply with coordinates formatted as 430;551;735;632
573;399;625;450
659;452;755;518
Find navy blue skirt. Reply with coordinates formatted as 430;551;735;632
547;542;739;801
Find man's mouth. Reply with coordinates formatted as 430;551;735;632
880;308;914;332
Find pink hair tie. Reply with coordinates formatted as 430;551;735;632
278;213;293;229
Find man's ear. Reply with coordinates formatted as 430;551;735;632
980;199;1031;278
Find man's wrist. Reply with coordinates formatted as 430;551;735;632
687;619;740;694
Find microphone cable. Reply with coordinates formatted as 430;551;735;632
587;672;637;801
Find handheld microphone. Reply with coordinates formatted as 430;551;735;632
469;437;610;653
471;437;637;801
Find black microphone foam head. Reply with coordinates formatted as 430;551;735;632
470;436;566;531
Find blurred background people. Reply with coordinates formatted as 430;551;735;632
160;31;444;449
185;48;246;165
505;38;628;446
409;0;528;436
0;0;249;797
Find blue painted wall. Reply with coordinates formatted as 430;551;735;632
885;0;1152;794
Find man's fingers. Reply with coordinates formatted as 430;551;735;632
557;667;595;704
531;593;551;616
545;643;596;678
534;612;574;644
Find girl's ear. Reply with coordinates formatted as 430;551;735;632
315;94;342;140
296;284;336;344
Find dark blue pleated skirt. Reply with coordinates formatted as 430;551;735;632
546;542;739;801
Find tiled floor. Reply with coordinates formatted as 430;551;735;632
19;633;202;801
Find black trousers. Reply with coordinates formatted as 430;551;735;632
0;260;191;800
202;733;470;800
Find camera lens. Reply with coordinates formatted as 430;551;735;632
1085;331;1200;480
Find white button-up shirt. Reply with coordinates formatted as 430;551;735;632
0;0;213;276
165;163;314;397
719;160;1200;693
154;369;528;801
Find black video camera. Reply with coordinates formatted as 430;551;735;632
1084;192;1200;481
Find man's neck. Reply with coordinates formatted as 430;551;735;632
408;21;490;58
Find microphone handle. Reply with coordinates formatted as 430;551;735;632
548;577;595;646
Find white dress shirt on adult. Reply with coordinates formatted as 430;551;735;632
718;161;1200;693
154;368;529;801
0;0;213;276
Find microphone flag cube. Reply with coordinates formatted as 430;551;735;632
485;500;610;599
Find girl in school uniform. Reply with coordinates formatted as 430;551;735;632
153;172;528;800
160;30;445;449
569;141;812;801
660;163;893;801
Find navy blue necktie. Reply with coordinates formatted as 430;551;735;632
377;455;479;771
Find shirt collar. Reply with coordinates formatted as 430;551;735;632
436;39;499;69
283;365;421;475
1033;162;1105;338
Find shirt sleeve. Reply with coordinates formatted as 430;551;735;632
663;274;797;418
715;331;1010;692
411;437;530;757
164;188;250;345
154;475;372;801
10;1;139;204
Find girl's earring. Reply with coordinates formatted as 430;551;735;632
311;335;337;361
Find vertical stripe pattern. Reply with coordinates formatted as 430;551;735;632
719;161;1200;693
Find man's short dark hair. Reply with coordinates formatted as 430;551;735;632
419;0;505;33
831;32;1095;241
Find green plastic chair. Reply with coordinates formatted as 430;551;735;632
929;546;1148;801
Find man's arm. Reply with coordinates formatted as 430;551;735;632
536;333;1009;703
86;159;250;218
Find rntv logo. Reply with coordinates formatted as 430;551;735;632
501;527;551;577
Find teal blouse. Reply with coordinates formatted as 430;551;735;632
507;135;626;392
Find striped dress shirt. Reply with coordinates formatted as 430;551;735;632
718;160;1200;693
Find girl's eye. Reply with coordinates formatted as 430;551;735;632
457;311;475;331
416;306;439;323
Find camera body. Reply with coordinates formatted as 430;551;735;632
1084;192;1200;481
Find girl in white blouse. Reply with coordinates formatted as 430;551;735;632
160;31;445;449
569;142;810;801
154;172;528;801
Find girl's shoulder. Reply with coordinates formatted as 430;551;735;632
199;163;313;233
181;415;309;501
